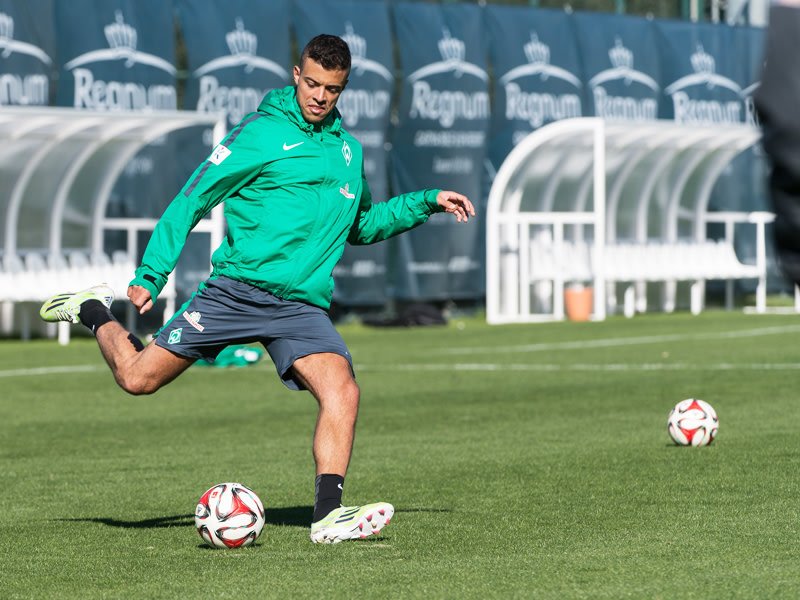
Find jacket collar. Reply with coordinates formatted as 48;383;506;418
260;85;343;136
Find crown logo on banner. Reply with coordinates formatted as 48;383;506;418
226;18;256;57
524;33;549;65
608;37;633;70
341;22;366;61
438;28;464;64
104;10;137;54
690;44;715;74
0;12;14;45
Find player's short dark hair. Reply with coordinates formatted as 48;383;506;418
300;34;351;72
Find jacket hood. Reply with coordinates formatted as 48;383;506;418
258;85;343;134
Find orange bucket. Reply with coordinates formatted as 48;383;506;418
565;285;593;322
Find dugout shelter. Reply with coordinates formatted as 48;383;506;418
486;117;773;324
0;107;226;342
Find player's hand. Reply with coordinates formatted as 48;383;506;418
127;285;154;315
436;190;475;223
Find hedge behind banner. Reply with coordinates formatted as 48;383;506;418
0;0;769;305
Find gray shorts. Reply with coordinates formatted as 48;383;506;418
154;276;352;390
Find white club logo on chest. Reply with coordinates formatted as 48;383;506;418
341;140;352;166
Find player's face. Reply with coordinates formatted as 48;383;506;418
293;58;349;124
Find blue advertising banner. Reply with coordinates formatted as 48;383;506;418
733;24;768;213
656;20;746;125
0;0;777;302
573;13;661;121
657;21;754;213
293;0;395;306
55;0;176;110
54;0;180;277
0;0;55;106
485;5;584;178
733;24;766;128
176;0;290;128
390;1;489;301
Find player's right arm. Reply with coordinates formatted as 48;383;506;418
128;121;266;305
127;285;153;315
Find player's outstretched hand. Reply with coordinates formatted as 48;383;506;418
127;285;154;315
437;190;475;223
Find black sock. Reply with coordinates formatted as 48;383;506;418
313;474;344;522
78;299;116;336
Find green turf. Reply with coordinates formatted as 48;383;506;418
1;311;800;599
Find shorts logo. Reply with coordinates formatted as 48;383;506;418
208;144;231;165
183;310;205;332
168;328;182;344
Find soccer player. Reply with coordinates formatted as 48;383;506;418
40;34;475;544
754;0;800;289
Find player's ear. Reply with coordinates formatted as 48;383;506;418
293;64;300;84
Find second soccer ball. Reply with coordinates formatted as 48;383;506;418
667;398;718;447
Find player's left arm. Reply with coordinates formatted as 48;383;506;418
348;172;476;245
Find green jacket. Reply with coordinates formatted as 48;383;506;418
130;85;443;309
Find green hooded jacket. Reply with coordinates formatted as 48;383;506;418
130;85;443;310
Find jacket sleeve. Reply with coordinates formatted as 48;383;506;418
347;170;443;245
129;127;265;302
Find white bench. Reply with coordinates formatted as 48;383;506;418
603;240;762;316
0;250;175;343
529;211;772;318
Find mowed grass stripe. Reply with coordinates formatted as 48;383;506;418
0;364;104;378
6;360;800;379
357;362;800;371
3;322;799;378
443;323;800;354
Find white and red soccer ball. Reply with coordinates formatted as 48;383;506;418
195;482;265;548
667;399;718;447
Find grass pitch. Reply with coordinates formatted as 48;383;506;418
1;310;800;599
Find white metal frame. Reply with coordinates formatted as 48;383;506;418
487;118;606;324
486;117;767;325
0;107;227;340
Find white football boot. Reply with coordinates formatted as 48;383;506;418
310;502;394;544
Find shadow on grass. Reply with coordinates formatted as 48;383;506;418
55;506;314;529
56;506;447;531
55;514;195;529
263;505;312;527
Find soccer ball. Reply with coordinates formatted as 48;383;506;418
667;399;718;447
195;482;265;548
